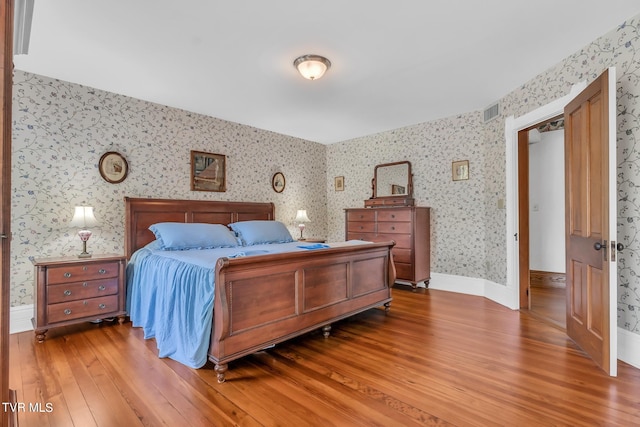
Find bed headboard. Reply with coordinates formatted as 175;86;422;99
124;197;275;259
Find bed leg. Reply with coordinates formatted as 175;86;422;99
384;301;391;313
322;324;331;338
214;363;228;383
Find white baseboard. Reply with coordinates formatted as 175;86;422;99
10;304;33;334
618;327;640;370
429;272;484;295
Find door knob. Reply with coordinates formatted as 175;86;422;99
594;242;604;251
617;243;624;252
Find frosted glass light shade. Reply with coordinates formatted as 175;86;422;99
294;55;331;80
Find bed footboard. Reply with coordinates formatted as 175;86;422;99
209;241;395;382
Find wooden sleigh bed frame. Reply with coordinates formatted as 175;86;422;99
125;197;395;382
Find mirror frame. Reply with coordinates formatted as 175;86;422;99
368;161;414;206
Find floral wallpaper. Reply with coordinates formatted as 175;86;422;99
327;12;640;334
326;113;486;279
11;71;327;306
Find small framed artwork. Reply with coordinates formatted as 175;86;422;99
272;172;286;193
452;160;469;181
99;151;128;184
191;150;226;192
335;176;344;191
391;184;406;195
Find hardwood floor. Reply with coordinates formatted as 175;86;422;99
9;288;640;426
530;271;566;329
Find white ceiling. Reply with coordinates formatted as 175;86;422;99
13;1;640;144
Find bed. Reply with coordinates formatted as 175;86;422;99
125;197;395;382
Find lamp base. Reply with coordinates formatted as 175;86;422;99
77;238;92;258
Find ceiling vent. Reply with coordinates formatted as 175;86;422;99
483;103;500;123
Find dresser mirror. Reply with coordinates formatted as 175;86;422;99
366;161;414;207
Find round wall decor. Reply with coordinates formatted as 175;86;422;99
272;172;285;193
99;151;129;184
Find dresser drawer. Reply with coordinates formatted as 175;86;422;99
377;222;412;234
347;221;375;233
47;295;119;323
377;233;411;248
346;210;375;222
46;261;119;285
377;209;411;222
395;262;413;280
347;232;376;242
47;278;119;304
392;248;412;264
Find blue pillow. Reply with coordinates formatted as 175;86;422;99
149;222;239;250
228;220;294;246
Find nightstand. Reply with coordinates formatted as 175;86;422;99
32;254;127;343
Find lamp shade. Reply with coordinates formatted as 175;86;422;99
295;210;311;223
293;55;331;80
70;206;98;228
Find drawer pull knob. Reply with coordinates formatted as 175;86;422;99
98;303;106;310
64;290;72;296
391;214;395;218
63;272;72;278
98;269;106;274
82;282;88;287
391;226;395;230
98;285;105;291
64;309;71;315
83;266;88;271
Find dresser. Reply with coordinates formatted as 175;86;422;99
345;207;430;289
32;254;127;342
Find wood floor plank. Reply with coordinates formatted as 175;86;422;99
8;288;640;426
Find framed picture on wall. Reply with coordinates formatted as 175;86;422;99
191;151;226;192
272;172;286;193
335;176;344;191
452;160;469;181
99;151;128;184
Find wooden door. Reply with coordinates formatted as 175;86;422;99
564;68;617;376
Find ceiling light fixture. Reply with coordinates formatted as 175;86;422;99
293;54;331;81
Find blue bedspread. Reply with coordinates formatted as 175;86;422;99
127;240;356;368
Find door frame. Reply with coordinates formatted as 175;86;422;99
1;1;13;426
504;81;586;310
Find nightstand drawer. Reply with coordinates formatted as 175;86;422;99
47;295;119;323
46;261;119;284
47;278;119;304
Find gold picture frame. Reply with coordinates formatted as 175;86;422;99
335;176;344;191
191;150;226;192
452;160;469;181
98;151;128;184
